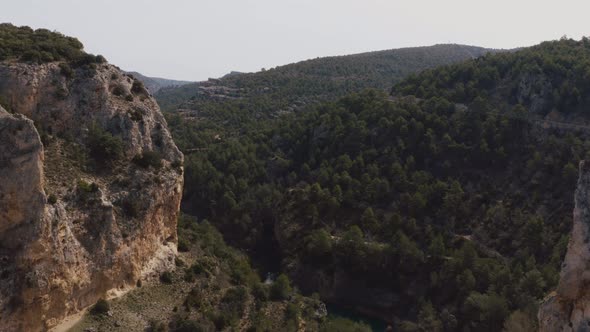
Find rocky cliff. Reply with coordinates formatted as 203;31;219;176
539;161;590;331
0;61;183;331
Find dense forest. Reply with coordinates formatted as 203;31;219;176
394;37;590;119
165;38;590;331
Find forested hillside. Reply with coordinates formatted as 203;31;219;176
167;38;590;331
156;44;496;114
394;37;590;122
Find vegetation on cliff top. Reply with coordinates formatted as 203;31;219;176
0;23;105;65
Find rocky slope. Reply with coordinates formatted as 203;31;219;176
0;61;183;331
539;161;590;331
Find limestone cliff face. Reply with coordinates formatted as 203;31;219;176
0;62;183;331
539;161;590;331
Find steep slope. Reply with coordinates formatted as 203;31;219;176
539;161;590;331
126;71;192;94
0;25;183;331
155;44;499;114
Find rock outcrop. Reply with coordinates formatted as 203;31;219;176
0;61;183;331
539;161;590;331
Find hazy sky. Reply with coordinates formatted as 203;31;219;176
2;0;589;81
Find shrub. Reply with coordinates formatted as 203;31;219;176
212;287;248;329
270;274;292;300
74;53;104;67
252;283;269;307
90;298;109;315
21;50;42;63
59;63;74;78
112;84;126;96
177;238;190;252
222;286;248;310
184;269;196;283
125;94;134;102
304;228;333;262
86;123;123;164
65;141;88;168
78;179;99;193
128;108;143;121
184;287;202;309
160;271;173;284
191;262;207;276
285;303;300;321
131;80;146;94
47;194;57;204
132;151;162;169
226;256;258;286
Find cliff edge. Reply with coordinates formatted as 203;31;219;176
539;161;590;331
0;60;183;331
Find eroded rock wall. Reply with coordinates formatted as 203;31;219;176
539;161;590;331
0;62;183;331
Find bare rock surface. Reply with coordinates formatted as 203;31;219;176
0;61;183;331
539;161;590;331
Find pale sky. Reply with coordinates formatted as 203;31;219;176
2;0;589;81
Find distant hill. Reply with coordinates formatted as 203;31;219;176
126;71;192;94
155;44;502;113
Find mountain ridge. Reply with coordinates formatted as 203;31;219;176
155;43;502;114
